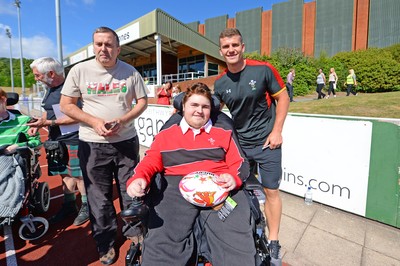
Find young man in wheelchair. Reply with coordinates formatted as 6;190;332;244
126;83;257;265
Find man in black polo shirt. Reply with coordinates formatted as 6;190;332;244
214;28;290;266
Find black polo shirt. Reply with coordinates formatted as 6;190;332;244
42;83;79;145
214;59;285;148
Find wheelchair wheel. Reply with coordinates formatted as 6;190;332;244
18;217;49;241
34;182;50;213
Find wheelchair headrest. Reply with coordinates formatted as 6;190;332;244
6;92;19;106
173;92;221;113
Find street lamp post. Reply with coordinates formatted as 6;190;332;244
14;0;25;98
55;0;64;67
5;28;15;93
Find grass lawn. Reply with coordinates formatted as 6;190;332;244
289;91;400;119
4;86;400;119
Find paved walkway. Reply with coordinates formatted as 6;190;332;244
278;192;400;266
292;91;348;102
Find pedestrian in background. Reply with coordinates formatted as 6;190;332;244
327;68;338;99
345;69;358;96
156;81;172;105
172;84;181;99
316;68;326;99
286;69;295;102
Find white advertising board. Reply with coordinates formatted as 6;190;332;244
134;107;373;216
281;115;373;216
134;105;174;147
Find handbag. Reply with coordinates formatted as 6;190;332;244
43;140;69;165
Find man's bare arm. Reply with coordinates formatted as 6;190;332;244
118;97;148;125
265;90;290;149
60;95;102;127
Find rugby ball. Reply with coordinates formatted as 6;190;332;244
179;171;229;207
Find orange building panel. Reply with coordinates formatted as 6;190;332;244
198;24;205;35
354;0;369;50
227;18;236;28
261;10;272;56
302;1;316;57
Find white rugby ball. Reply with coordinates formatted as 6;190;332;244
179;171;229;207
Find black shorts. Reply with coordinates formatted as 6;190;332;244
243;145;282;189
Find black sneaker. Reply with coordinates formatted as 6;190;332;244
73;203;89;226
268;240;282;266
48;201;78;224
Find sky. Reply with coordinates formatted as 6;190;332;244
0;0;300;60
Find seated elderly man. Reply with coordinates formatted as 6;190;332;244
127;83;256;265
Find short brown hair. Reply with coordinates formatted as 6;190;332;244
219;28;243;45
93;26;120;47
183;83;212;105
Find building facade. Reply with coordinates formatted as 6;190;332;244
64;0;400;86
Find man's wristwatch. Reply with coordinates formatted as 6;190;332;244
51;120;56;126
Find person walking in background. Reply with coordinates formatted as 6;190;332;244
286;69;295;102
60;26;148;265
345;69;358;96
327;68;338;99
156;81;172;105
316;68;326;99
214;28;289;266
28;57;89;226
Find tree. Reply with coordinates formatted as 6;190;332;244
0;58;35;87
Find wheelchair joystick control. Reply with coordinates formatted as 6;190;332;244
121;197;149;224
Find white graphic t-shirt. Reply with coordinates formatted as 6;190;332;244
62;59;148;143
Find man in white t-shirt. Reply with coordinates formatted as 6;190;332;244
60;26;148;265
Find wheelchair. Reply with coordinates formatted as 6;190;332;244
0;92;50;241
121;93;270;265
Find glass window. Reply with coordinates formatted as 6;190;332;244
137;63;156;78
208;63;218;76
178;55;205;74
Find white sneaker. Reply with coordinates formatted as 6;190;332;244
334;95;337;98
325;96;329;99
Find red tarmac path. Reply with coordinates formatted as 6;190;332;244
0;128;132;266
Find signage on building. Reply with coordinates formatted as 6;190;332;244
117;22;140;46
87;44;94;58
70;50;87;65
